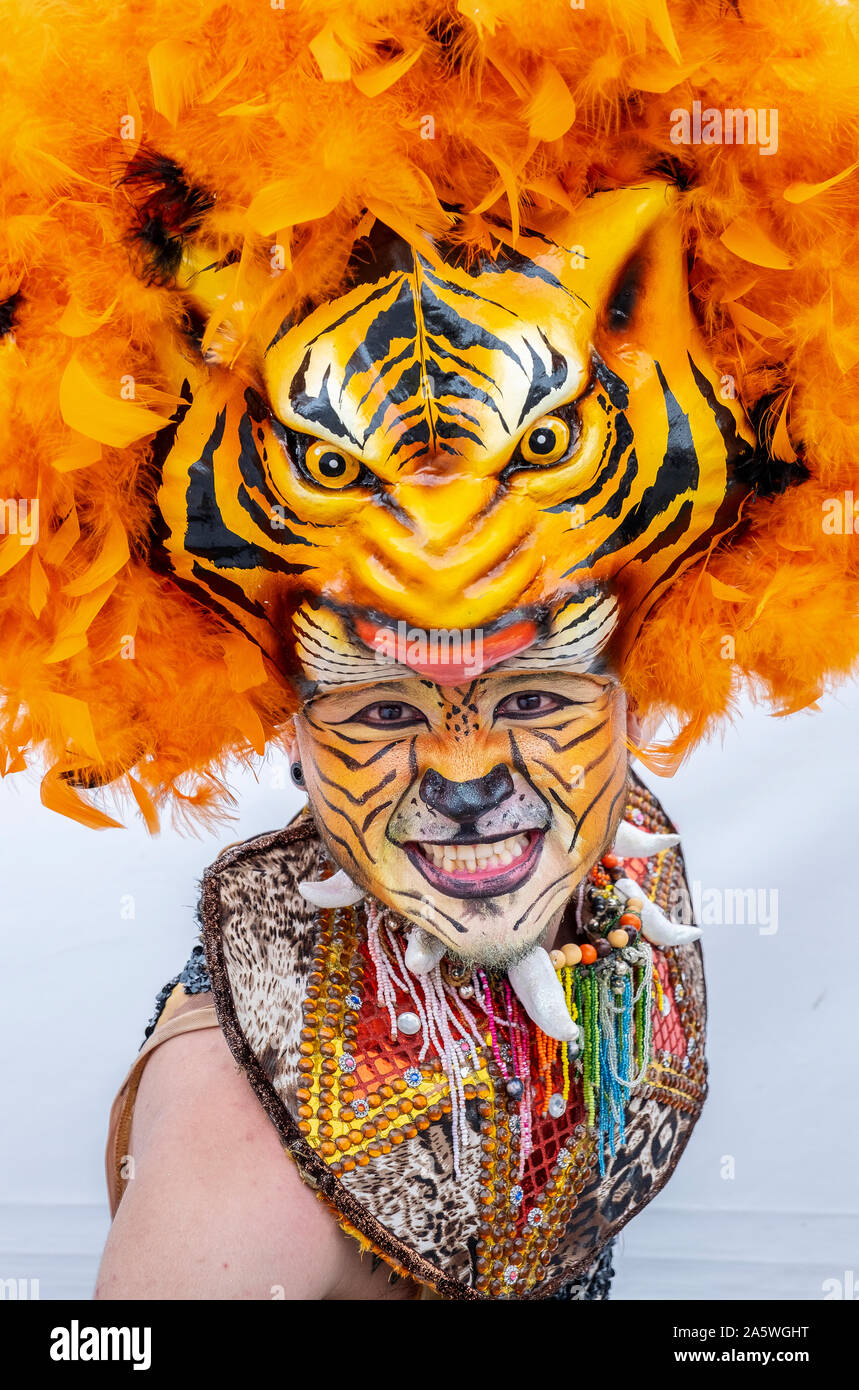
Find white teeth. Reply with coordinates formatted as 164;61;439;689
418;832;532;874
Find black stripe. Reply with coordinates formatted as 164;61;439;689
526;718;609;755
313;763;397;806
314;788;376;864
569;756;622;850
267;277;397;355
362;800;394;832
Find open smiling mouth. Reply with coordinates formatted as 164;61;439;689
404;830;544;899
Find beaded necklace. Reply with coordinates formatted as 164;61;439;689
361;855;656;1179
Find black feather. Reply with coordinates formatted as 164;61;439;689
119;147;215;285
0;290;21;337
734;393;810;496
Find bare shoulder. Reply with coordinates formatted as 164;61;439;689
95;1025;415;1301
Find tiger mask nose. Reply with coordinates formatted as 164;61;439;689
419;765;514;825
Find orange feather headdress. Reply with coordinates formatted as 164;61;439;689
1;0;858;830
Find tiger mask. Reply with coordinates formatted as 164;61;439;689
153;178;755;683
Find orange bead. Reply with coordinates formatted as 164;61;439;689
601;854;620;868
579;943;597;965
619;913;640;928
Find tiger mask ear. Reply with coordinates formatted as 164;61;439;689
530;180;755;461
525;181;681;331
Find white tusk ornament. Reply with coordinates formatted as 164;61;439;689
613;821;680;859
508;946;581;1044
614;876;701;947
405;928;447;976
298;868;366;908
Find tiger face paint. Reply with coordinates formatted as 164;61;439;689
294;670;627;967
153;182;755;683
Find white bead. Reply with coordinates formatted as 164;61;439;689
396;1011;421;1036
548;1092;566;1118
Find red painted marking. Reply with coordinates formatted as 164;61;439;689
354;618;538;681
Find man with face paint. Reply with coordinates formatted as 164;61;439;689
99;599;705;1301
92;167;748;1299
5;0;855;1310
92;167;739;1297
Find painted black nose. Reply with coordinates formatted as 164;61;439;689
419;764;514;825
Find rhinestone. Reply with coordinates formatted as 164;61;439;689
337;1054;356;1073
345;992;362;1010
503;1265;519;1285
548;1092;567;1119
526;1207;544;1227
687;1036;697;1054
510;1184;523;1206
403;1066;422;1087
631;808;644;825
557;1147;573;1170
396;1011;421;1036
681;1056;690;1071
352;1097;369;1117
674;985;685;1000
661;997;671;1016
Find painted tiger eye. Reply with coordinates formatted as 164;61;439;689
519;415;570;466
303;439;362;490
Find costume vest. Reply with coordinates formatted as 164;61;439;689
194;773;705;1300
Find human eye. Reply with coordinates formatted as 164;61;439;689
493;691;571;720
351;701;427;729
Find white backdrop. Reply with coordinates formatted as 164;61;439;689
1;684;857;1300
